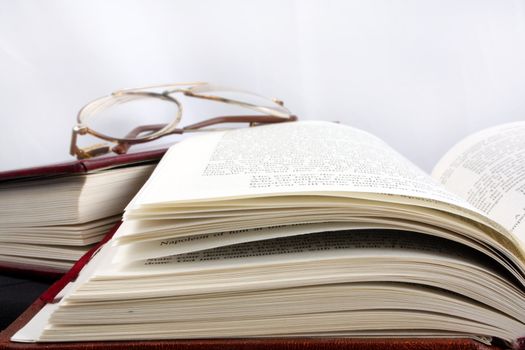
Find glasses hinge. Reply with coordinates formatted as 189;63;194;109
78;144;111;159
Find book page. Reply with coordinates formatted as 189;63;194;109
127;121;472;210
432;122;525;243
106;230;497;277
112;219;460;263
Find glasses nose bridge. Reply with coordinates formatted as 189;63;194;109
160;87;191;99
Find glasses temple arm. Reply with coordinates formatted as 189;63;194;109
113;114;298;154
181;115;298;130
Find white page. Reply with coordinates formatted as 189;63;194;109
11;303;60;343
433;122;525;243
125;121;470;208
112;220;458;262
106;229;492;277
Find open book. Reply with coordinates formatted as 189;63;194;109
12;121;525;347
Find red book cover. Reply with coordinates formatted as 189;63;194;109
0;149;166;182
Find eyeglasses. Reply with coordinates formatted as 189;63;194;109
70;82;298;159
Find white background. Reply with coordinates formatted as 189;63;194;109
1;0;524;172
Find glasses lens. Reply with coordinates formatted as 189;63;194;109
81;93;180;140
188;85;291;118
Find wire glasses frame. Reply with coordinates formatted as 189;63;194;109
70;82;298;159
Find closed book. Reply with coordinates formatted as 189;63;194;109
0;149;165;276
